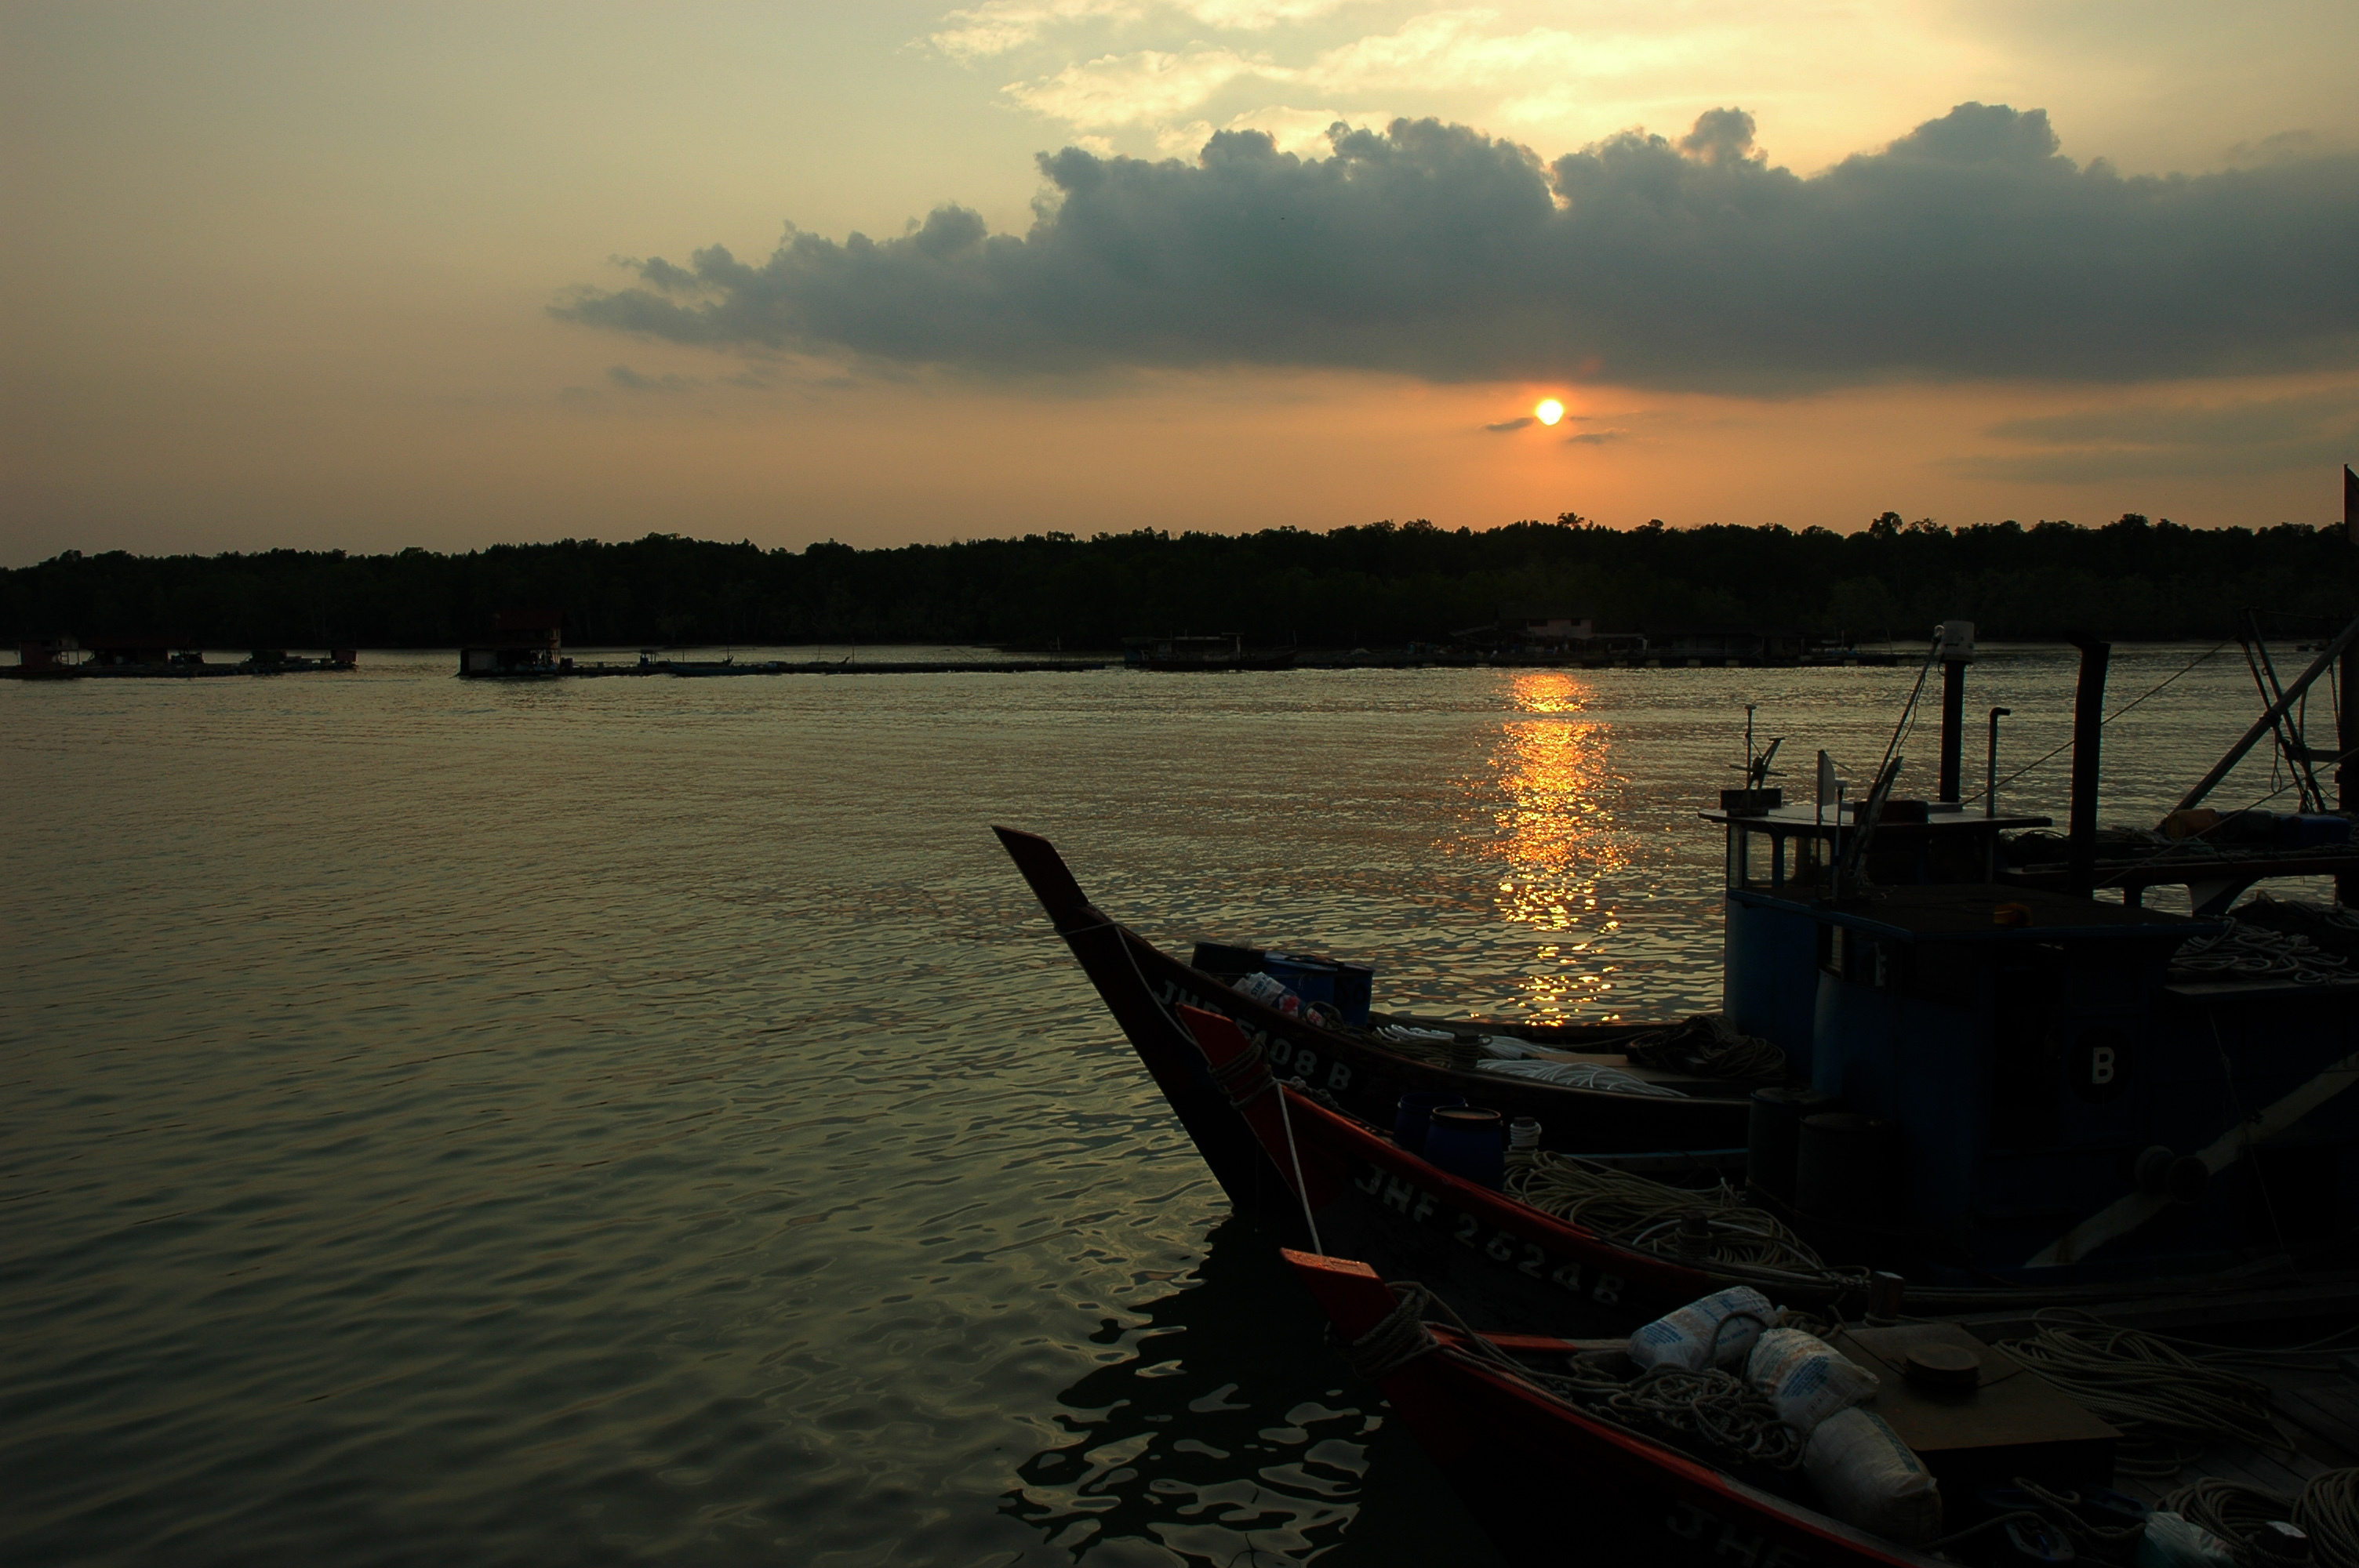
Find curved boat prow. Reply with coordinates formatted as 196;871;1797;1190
990;825;1094;928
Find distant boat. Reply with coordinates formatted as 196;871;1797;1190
1121;633;1295;671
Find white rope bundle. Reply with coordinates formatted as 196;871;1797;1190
2169;920;2352;985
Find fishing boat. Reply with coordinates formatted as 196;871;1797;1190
1170;996;2359;1338
992;634;2045;1196
1010;609;2359;1565
1240;626;2359;1565
993;826;1768;1196
1283;1244;2359;1567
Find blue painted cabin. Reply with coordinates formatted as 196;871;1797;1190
1716;808;2359;1281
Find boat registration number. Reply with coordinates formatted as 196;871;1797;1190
1349;1161;1624;1306
1155;979;1357;1094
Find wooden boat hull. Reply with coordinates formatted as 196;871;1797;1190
1181;997;1714;1334
1286;1250;1939;1568
992;826;1754;1211
1283;1245;2359;1568
1170;1004;2359;1330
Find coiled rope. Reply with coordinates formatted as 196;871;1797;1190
1590;1365;1808;1471
1339;1279;1805;1475
1998;1312;2290;1478
1364;1013;1781;1082
1508;1151;1862;1285
2161;1477;2311;1568
2295;1469;2359;1568
1618;1014;1791;1084
1339;1282;1443;1383
2170;920;2353;985
2006;1477;2149;1565
2250;896;2359;936
1207;1040;1273;1104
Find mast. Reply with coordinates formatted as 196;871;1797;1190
2171;609;2359;818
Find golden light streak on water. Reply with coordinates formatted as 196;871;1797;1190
1481;671;1634;1018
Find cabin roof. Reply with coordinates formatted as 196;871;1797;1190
1732;881;2220;944
1700;804;2053;834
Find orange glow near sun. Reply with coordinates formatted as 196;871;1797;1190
1535;398;1565;426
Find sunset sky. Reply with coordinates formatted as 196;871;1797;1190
5;1;2357;563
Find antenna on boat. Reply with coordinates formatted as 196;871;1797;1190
1737;705;1786;790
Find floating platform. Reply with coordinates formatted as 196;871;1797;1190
1293;652;1903;670
463;657;1114;680
2;656;355;680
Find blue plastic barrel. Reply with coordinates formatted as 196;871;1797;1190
1394;1091;1466;1154
1424;1106;1506;1189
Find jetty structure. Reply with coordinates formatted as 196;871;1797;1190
453;607;1111;678
1432;611;1891;668
1121;633;1296;671
5;635;356;678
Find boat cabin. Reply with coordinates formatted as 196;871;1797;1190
82;636;190;667
1648;627;1813;663
15;635;82;673
1710;799;2051;1064
460;608;568;677
1714;620;2359;1284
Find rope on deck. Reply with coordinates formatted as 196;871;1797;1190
1616;1014;1791;1083
2162;1477;2312;1567
1343;1276;1808;1475
1507;1150;1860;1284
1338;1283;1441;1383
2295;1469;2359;1568
2169;920;2353;985
1999;1312;2292;1479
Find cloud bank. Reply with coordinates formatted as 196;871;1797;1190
1972;387;2359;482
930;1;1367;61
554;106;2359;393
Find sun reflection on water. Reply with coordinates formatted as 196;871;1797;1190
1467;672;1636;1019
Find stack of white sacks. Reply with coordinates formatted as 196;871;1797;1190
1626;1288;1943;1545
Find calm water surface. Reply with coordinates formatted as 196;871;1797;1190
1;643;2314;1564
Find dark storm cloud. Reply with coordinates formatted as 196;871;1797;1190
1968;387;2359;481
554;107;2359;394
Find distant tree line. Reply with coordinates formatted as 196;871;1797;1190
6;512;2356;651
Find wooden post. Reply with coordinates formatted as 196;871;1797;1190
2067;638;2110;898
2342;637;2358;907
1939;658;1967;804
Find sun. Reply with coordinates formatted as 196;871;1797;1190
1535;399;1565;426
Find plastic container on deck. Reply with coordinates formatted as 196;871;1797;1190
1263;953;1374;1026
2277;813;2354;848
1424;1106;1506;1189
1394;1092;1465;1155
